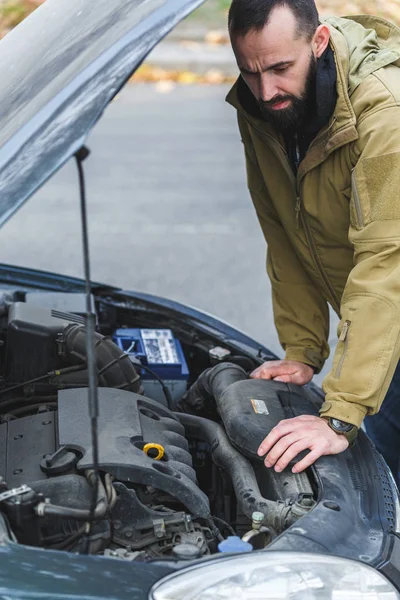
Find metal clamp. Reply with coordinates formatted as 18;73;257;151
0;485;32;503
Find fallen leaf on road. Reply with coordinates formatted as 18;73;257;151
205;29;229;45
132;64;236;85
204;69;225;84
155;81;176;93
177;71;198;84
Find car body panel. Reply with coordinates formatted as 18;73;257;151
0;263;276;361
0;542;175;600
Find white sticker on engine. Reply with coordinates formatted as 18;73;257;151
251;399;269;415
141;329;179;364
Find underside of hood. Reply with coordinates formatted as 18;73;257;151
0;0;204;229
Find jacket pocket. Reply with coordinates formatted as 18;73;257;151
351;170;364;229
334;320;351;379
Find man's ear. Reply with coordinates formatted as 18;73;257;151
313;24;330;58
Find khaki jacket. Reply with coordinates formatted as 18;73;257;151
227;15;400;428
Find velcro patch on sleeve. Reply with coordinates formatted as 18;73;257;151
360;152;400;222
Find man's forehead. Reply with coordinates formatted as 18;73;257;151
234;31;302;73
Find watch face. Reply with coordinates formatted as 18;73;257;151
331;418;353;433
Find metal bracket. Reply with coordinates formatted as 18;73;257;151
0;485;32;503
153;518;166;539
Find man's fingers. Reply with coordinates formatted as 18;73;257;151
292;449;323;473
273;375;292;383
273;438;310;472
251;368;273;380
251;360;298;380
250;361;314;386
257;419;299;456
263;433;303;468
251;364;286;380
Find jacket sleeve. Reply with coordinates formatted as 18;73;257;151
320;106;400;428
238;114;330;373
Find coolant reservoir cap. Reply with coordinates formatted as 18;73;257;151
172;543;202;560
218;536;253;553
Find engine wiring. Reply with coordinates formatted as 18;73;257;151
0;365;86;397
132;362;173;410
96;353;173;409
211;515;236;537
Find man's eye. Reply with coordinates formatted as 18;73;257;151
275;66;289;73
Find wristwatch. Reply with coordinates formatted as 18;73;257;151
325;418;358;446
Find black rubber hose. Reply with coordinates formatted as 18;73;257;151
176;413;278;522
34;471;108;521
62;324;142;394
178;362;247;415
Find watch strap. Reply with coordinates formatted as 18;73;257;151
325;418;358;446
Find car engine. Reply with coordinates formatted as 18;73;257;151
0;293;318;559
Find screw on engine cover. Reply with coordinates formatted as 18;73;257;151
13;435;23;440
125;530;133;539
42;421;52;426
113;520;121;530
13;469;23;475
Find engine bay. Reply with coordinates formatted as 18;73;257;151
0;289;320;560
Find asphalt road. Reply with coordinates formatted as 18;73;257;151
0;83;337;381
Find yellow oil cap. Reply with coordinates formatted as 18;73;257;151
143;443;165;461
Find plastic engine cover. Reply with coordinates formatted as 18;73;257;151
216;380;319;461
57;388;210;517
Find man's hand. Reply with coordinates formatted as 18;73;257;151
250;359;314;385
257;415;349;473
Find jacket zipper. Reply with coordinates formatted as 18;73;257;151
294;135;301;228
299;204;341;312
246;118;342;312
351;170;364;228
335;320;351;378
295;196;301;229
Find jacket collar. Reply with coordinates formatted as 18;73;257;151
297;25;359;182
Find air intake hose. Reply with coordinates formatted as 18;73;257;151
176;413;276;518
178;362;247;416
180;362;309;464
176;413;304;531
56;324;142;394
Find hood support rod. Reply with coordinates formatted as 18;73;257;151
75;146;101;554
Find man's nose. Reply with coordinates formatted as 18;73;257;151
259;74;278;102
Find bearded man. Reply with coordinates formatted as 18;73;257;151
227;0;400;482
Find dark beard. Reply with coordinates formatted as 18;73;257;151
258;53;317;134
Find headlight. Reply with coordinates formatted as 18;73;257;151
150;552;399;600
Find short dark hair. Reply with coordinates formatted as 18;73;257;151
228;0;319;41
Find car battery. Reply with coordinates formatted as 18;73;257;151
113;328;189;408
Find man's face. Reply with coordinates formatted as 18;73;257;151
231;6;321;133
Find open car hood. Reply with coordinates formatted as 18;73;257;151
0;0;204;228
